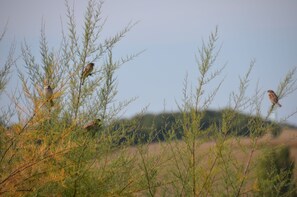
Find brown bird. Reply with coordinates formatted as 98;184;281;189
83;119;101;131
44;85;54;107
267;90;281;107
83;118;102;136
81;63;94;85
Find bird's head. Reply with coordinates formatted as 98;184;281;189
267;90;273;93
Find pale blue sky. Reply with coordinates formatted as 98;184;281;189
1;0;297;125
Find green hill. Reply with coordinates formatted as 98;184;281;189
104;109;292;145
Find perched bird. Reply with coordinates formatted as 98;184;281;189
267;90;282;107
83;119;102;136
44;85;54;107
81;63;94;85
83;119;101;131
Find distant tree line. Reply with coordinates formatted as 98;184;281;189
92;109;289;146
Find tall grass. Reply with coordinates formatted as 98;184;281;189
1;0;297;196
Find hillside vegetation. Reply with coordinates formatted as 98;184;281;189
109;110;287;145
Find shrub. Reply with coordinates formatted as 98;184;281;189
254;146;296;197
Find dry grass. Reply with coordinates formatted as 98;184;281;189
136;128;297;163
268;129;297;178
91;128;297;196
127;128;297;195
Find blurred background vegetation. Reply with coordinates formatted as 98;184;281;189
110;109;291;145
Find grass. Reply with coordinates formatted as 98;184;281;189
110;128;297;196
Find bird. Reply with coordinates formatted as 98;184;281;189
83;118;102;136
267;90;282;107
81;63;94;85
83;119;101;131
44;85;54;107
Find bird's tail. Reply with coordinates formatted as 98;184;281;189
277;103;282;107
81;74;91;85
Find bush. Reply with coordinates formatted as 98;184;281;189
254;146;296;197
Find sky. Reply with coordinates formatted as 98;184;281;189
1;0;297;125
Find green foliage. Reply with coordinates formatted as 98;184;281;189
270;122;282;138
0;21;15;126
0;0;140;195
254;146;296;197
111;110;286;145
